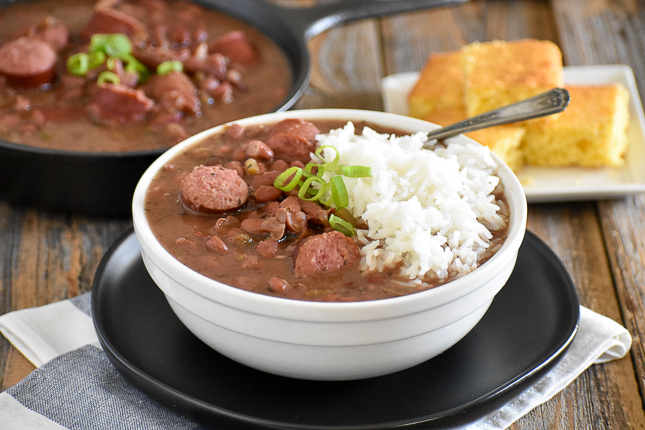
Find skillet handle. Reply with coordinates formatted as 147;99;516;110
269;0;469;40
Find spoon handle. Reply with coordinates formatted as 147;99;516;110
424;88;570;141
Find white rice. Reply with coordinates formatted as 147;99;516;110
314;122;507;282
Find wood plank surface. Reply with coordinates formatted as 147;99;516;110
0;203;131;389
551;0;645;428
1;0;645;428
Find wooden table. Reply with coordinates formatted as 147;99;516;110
2;0;645;428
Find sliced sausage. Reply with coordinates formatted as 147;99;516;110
266;119;320;163
0;37;56;88
180;165;249;213
268;118;320;141
132;45;191;69
143;70;200;115
14;17;69;51
80;8;148;42
87;83;154;123
209;31;259;66
183;53;228;81
293;231;360;277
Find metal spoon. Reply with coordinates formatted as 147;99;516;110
424;87;570;141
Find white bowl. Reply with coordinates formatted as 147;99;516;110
132;109;528;381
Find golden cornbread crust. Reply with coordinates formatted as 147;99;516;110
462;39;564;117
408;51;464;119
407;39;631;171
522;84;630;167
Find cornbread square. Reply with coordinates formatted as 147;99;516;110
522;84;630;167
408;51;464;119
461;39;564;118
425;106;526;171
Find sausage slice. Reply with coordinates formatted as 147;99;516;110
87;83;154;123
0;37;57;88
266;119;320;163
181;165;249;213
293;231;361;277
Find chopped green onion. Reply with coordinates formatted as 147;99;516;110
304;163;319;177
272;147;371;211
297;176;327;201
330;176;349;208
341;165;371;178
274;167;303;192
67;53;89;76
88;51;106;69
97;71;120;85
106;56;120;71
123;54;151;81
90;33;132;58
329;214;355;237
157;60;184;76
315;145;340;163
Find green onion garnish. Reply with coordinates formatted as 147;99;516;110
88;51;106;69
272;147;371;236
157;60;184;76
90;33;132;58
67;53;89;76
330;176;349;208
66;34;152;84
97;71;120;85
342;165;371;178
329;214;355;237
274;166;304;192
315;145;340;163
297;176;327;201
106;56;119;71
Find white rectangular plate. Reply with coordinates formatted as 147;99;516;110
381;65;645;203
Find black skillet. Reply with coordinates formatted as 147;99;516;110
0;0;466;216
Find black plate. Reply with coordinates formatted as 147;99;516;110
92;230;579;430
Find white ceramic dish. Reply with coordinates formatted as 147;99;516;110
381;65;645;203
132;109;528;381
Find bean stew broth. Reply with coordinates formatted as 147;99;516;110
144;119;510;302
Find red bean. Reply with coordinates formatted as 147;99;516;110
240;218;266;235
285;210;307;233
270;159;289;172
225;123;244;140
249;171;280;189
223;160;244;177
231;147;247;162
213;216;241;235
244;140;274;160
254;185;281;203
280;196;301;212
261;217;285;240
291;160;305;169
263;201;280;216
175;237;195;247
205;236;228;254
256;238;278;258
268;277;290;293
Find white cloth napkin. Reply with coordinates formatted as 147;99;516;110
0;294;632;430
